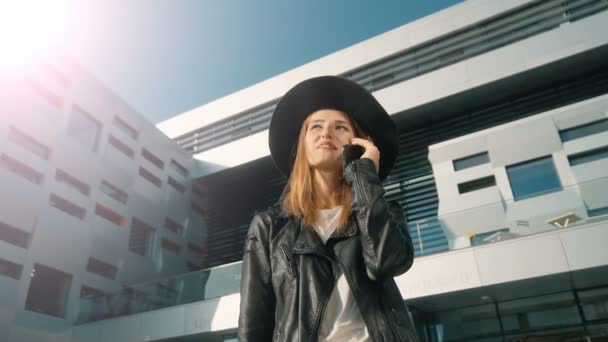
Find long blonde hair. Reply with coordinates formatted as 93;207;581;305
281;111;368;230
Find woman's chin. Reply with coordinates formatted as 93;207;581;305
311;159;341;173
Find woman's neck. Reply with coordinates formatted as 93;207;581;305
312;168;342;209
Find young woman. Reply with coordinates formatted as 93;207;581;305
238;76;419;342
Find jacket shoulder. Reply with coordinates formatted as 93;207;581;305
249;203;292;237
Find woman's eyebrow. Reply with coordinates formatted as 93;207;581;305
310;119;350;124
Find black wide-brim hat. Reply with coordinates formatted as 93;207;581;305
269;75;398;181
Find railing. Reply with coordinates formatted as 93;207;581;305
77;175;608;324
77;261;242;324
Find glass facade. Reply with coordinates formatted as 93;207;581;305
453;152;490;171
419;287;608;342
559;118;608;142
506;156;561;201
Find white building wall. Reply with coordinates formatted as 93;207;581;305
0;56;209;342
428;94;608;248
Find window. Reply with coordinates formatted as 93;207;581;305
108;135;135;159
129;218;155;256
94;203;126;227
506;156;561;201
164;218;184;235
8;127;51;160
453;152;490;171
141;148;164;170
170;159;189;177
25;78;63;109
50;193;86;220
187;261;203;272
0;154;44;185
161;238;181;254
188;242;205;257
588;206;608;217
559;118;608;142
80;285;111;302
458;176;496;194
67;105;102;152
55;169;90;196
191;202;206;217
99;180;128;205
25;263;72;318
0;221;30;248
138;167;162;188
578;287;608;321
168;176;186;193
86;258;118;280
470;228;510;246
499;292;581;331
112;116;138;140
0;258;23;280
568;146;608;166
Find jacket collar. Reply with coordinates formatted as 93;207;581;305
292;212;358;256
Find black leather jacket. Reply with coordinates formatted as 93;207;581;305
238;158;419;342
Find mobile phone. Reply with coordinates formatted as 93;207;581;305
342;144;365;169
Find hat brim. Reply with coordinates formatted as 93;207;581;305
269;76;398;181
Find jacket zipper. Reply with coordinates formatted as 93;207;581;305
312;255;339;340
280;244;297;276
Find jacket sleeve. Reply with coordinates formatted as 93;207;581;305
343;157;415;281
238;212;276;341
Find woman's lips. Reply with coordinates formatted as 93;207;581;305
317;143;337;150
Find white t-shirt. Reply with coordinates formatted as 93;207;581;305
312;206;371;342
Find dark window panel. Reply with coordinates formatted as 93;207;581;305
112;116;138;140
99;180;128;205
191;202;206;217
170;159;189;177
68;105;102;152
86;258;118;280
94;203;126;227
568;146;608;166
8;127;52;160
108;135;135;159
559;118;608;142
129;218;155;256
164;218;184;235
161;238;180;254
188;242;205;257
0;154;44;185
168;176;186;193
50;193;86;220
55;169;90;196
25;78;63;109
0;221;30;249
453;152;490;171
458;176;496;194
506;156;561;201
25;264;72;318
138;167;162;188
141;148;164;170
0;258;23;280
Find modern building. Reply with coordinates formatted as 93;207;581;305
2;0;608;341
1;53;211;340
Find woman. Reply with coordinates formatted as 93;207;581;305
238;76;418;342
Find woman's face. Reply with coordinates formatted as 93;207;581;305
303;109;355;172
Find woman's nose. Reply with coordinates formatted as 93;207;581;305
321;126;332;138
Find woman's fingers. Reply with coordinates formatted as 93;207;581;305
350;137;380;173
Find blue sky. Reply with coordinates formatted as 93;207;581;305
68;1;463;124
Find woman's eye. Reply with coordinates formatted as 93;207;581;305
310;124;321;130
337;125;349;131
